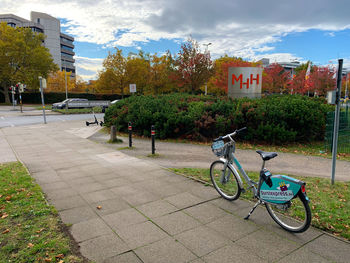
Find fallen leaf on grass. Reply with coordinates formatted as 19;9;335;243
55;254;64;259
44;258;51;262
1;213;8;219
5;196;12;201
27;243;34;248
2;229;10;234
36;228;45;233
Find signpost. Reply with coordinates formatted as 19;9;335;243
11;86;15;110
331;59;343;185
39;76;47;124
129;84;136;93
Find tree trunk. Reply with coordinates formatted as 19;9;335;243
0;87;11;104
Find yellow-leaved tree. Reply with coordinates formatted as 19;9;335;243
0;22;58;103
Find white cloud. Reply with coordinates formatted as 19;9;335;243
74;56;104;80
2;0;350;77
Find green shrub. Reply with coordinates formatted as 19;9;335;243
104;94;334;144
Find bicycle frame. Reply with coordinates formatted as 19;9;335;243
220;143;258;197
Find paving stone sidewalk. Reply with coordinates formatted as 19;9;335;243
1;121;349;263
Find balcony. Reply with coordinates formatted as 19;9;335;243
60;38;74;48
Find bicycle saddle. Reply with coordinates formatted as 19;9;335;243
256;150;278;161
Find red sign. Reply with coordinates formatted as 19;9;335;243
232;73;260;89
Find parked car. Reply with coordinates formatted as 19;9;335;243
52;98;88;109
111;99;120;104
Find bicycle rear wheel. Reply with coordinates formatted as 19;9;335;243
210;160;241;201
265;191;311;233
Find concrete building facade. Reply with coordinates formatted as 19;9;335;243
0;11;75;77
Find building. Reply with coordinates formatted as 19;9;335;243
259;58;300;78
0;11;75;77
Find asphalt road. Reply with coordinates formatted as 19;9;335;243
0;106;104;128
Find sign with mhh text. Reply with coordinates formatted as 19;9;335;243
228;67;262;98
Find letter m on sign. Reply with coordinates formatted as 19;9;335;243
232;74;243;89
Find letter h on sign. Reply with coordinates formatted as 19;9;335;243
232;73;260;89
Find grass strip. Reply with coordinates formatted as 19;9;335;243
0;162;86;262
170;167;350;240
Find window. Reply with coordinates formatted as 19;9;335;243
37;18;40;23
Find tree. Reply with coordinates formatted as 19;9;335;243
309;66;335;96
95;68;119;94
149;52;176;94
0;22;57;103
46;70;75;93
71;76;89;93
98;48;127;97
289;65;335;96
125;51;151;94
208;55;257;94
173;38;213;93
262;63;291;94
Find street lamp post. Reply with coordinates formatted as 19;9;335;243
62;59;68;100
203;43;212;95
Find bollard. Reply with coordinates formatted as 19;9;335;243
128;121;132;147
151;125;155;154
110;125;117;142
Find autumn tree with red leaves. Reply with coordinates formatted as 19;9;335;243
173;38;213;93
289;65;335;96
262;63;291;94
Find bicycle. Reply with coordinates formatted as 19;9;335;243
210;127;311;233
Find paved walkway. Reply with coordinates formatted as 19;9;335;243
1;120;349;262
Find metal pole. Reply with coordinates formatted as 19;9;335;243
345;73;349;99
64;62;68;100
151;125;155;154
331;59;343;185
203;43;211;96
19;93;22;113
39;77;47;124
128;122;132;147
11;89;15;110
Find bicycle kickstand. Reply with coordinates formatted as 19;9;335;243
244;200;262;220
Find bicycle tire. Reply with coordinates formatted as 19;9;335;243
210;160;241;201
265;191;311;233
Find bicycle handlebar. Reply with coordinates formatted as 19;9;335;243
213;127;247;142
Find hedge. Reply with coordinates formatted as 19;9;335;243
104;93;334;144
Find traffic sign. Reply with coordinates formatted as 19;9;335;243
129;84;136;93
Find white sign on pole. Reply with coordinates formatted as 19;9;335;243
42;78;47;89
129;84;136;93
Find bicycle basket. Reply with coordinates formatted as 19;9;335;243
211;140;226;157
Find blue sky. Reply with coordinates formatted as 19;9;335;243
2;0;350;80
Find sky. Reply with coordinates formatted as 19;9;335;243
1;0;350;80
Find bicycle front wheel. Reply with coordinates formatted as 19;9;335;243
210;160;241;201
265;191;311;233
